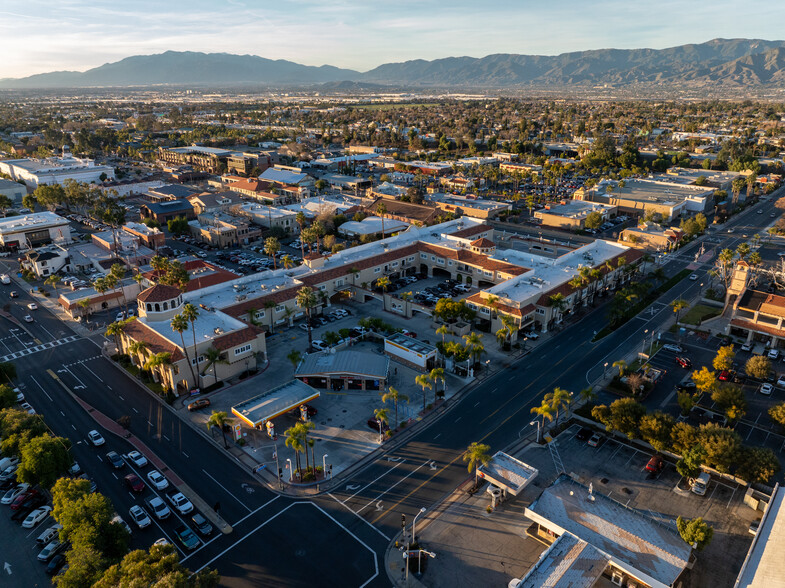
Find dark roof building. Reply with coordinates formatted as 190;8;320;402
140;199;196;222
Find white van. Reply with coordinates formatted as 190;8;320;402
691;472;710;496
0;274;10;285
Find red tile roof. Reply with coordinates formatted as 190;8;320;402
123;319;185;362
138;284;182;303
60;290;123;310
140;261;239;293
471;237;496;248
450;224;492;239
464;293;535;318
730;319;785;338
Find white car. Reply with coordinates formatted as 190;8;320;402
26;303;38;310
23;315;33;323
37;540;63;562
0;274;10;284
167;492;194;515
126;451;148;468
0;464;18;481
87;430;105;446
761;383;774;395
662;343;684;353
1;483;29;504
742;342;753;352
22;506;52;529
689;274;698;281
147;470;169;490
128;505;151;529
153;538;170;547
148;496;171;520
777;375;785;388
311;340;327;351
768;349;780;360
20;402;35;415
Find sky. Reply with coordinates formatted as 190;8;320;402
2;0;785;79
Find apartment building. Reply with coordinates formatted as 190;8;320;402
188;212;261;248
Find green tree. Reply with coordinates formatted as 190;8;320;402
22;193;37;211
712;345;735;371
670;422;698;456
0;384;16;410
381;386;409;430
429;367;446;402
531;400;556;442
296;286;319;349
736;446;780;484
376;201;387;236
584;211;603;230
676;390;697;416
591;397;646;439
284;423;305;478
166;216;189;235
691;366;717;394
676;444;706;480
415;373;433;412
17;435;72;489
746;355;772;380
462;331;486;366
463;442;491;487
264;236;281;269
612;359;627;377
676;516;714;551
376;276;390;292
769;402;785;428
181;303;200;384
698;423;741;473
0;407;47;456
201;347;227;385
93;543;219;588
639;411;674;452
711;384;747;422
207;411;232;449
670;298;688;323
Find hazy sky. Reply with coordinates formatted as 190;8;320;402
2;0;784;78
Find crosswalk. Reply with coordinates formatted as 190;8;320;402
0;335;80;363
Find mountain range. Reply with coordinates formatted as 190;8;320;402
4;39;785;90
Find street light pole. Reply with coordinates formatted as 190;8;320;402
286;458;293;482
273;438;283;490
322;454;328;481
530;420;541;443
412;507;426;544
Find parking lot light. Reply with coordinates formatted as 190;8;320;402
530;420;541;443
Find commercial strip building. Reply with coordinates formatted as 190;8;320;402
0;154;115;188
295;350;388;391
574;178;715;221
384;333;437;371
231;380;320;434
338;216;410;239
187;191;243;215
620;222;685;251
425;192;511;220
734;483;783;587
157;146;233;173
727;263;785;350
0;212;71;250
140;200;196;224
534;200;617;230
520;475;693;588
231;202;298;232
122;222;165;250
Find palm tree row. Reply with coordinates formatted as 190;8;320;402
284;421;317;480
530;387;574;442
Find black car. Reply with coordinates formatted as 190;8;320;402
106;451;125;469
46;554;66;575
191;513;213;536
676;382;697;393
367;418;389;433
575;427;594;441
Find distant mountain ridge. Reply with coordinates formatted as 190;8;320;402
4;39;785;89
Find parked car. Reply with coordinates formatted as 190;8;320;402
587;433;602;447
691;472;710;496
128;505;151;529
87;430;105;446
36;524;62;546
575;428;593;442
37;540;65;562
147;470;169;491
22;506;52;528
0;464;18;482
187;398;211;412
126;451;148;468
675;356;692;369
1;483;29;505
718;370;733;382
761;383;774;395
367;418;389;433
777;375;785;388
311;340;327;351
662;343;684;353
174;524;201;550
111;514;132;534
676;381;697;393
147;496;171;520
741;342;753;352
192;513;213;536
106;451;125;469
769;349;780;360
645;456;664;474
167;492;194;515
124;473;145;493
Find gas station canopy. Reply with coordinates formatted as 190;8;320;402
231;380;320;428
477;451;538;496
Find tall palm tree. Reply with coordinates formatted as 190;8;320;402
415;374;432;412
44;274;61;296
377;201;387;237
381;386;409;430
462;331;485;367
495;314;515;348
578;386;597;404
373;408;389;442
207;411;233;449
181;303;200;379
110;263;128;314
612;359;627;377
463;442;491;487
281;254;294;270
171;313;197;391
376;276;390;293
284;424;304;478
144;352;173;392
429;367;445;403
485;294;499;319
436;324;449;344
77;298;90;321
201;347;227;386
546;387;573;422
670;298;688;323
299;421;316;475
295;212;307;258
296;286;318;349
530;400;556;442
264;236;281;269
105;317;133;352
128;341;149;374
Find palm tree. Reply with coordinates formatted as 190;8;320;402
44;274;61;295
110;263;128;314
264;236;281;270
281;254;294;270
284;424;305;478
296;286;319;349
429;367;446;403
105;318;131;353
415;373;432;412
530;400;556;442
579;386;597;404
295;212;307;258
347;267;360;288
201;347;227;386
144;352;173;392
127;340;148;368
436;324;449;344
206;411;233;449
612;359;627;377
462;331;485;368
640;253;653;276
77;298;91;321
670;298;688;323
264;300;277;333
485;294;499;319
463;442;491;487
181;303;200;381
377;201;387;236
495;314;515;348
373;408;389;442
546;387;573;422
381;386;409;430
171;313;197;391
287;350;302;370
376;276;390;293
299;421;316;475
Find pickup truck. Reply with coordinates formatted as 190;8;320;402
166;491;194;515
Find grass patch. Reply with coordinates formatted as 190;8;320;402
680;303;721;325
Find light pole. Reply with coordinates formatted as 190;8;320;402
530;420;541;443
377;418;383;444
322;454;328;481
286;458;293;482
273;437;283;490
412;507;426;545
642;329;649;354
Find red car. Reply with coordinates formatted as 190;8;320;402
10;488;39;510
124;473;145;493
645;456;664;473
675;356;692;369
718;370;734;382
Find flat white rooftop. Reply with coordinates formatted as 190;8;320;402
0;212;69;234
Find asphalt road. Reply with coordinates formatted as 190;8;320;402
0;194;780;587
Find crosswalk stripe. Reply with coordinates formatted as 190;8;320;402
0;335;80;363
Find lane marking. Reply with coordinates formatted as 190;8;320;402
356;460;430;515
343;460;405;502
328;493;390;541
228;495;281;529
201;469;252;513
